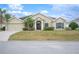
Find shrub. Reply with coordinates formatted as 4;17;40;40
23;27;28;31
29;27;34;31
69;22;78;30
65;27;71;31
76;28;79;31
1;26;5;31
23;27;34;31
44;27;54;31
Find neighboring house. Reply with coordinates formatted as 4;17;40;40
72;18;79;27
1;13;69;31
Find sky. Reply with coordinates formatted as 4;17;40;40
0;4;79;21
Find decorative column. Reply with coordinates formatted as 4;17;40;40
35;21;36;30
41;21;43;30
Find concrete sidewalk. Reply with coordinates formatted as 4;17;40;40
0;31;18;41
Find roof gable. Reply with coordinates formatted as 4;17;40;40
31;13;55;21
56;17;66;22
20;13;55;21
9;16;23;23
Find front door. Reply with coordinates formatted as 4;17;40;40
36;21;41;30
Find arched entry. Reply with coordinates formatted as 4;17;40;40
36;21;41;30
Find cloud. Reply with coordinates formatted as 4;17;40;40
51;4;79;20
8;10;22;14
8;4;24;11
8;10;33;17
8;10;33;15
8;4;33;17
23;12;33;15
7;4;79;20
40;10;48;14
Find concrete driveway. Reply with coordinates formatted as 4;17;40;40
0;41;79;54
0;31;18;41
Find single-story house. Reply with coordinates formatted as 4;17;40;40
1;13;69;31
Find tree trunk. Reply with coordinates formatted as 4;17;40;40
0;15;3;29
6;22;8;30
27;23;29;30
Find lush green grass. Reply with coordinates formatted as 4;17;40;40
9;31;79;41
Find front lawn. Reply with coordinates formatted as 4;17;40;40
9;31;79;41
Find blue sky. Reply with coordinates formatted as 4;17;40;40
0;4;79;21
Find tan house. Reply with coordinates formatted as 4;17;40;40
3;13;69;31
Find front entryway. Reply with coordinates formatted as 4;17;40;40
36;21;41;30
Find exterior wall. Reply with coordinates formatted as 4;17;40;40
32;14;52;30
65;22;69;28
30;14;68;30
7;23;24;31
53;18;66;30
43;20;52;27
75;22;79;26
34;18;44;30
7;16;24;31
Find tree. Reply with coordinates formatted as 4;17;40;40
69;22;78;30
5;14;11;30
0;8;6;28
0;8;11;30
24;17;34;30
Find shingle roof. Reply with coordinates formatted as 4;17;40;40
8;16;23;23
20;15;33;20
19;13;56;21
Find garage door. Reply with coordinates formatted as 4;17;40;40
8;23;24;31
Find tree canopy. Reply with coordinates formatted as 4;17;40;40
24;17;34;30
69;22;78;30
5;14;11;22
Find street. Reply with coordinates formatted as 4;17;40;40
0;41;79;54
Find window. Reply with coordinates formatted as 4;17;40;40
45;23;48;28
56;23;64;29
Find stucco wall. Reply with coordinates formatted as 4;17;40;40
53;17;67;29
7;23;24;31
32;13;53;29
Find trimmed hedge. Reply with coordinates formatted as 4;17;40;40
23;27;34;31
76;28;79;31
44;27;54;31
23;27;28;31
65;27;71;31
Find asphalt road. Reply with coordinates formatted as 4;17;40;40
0;41;79;54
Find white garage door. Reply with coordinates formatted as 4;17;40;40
8;23;24;31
